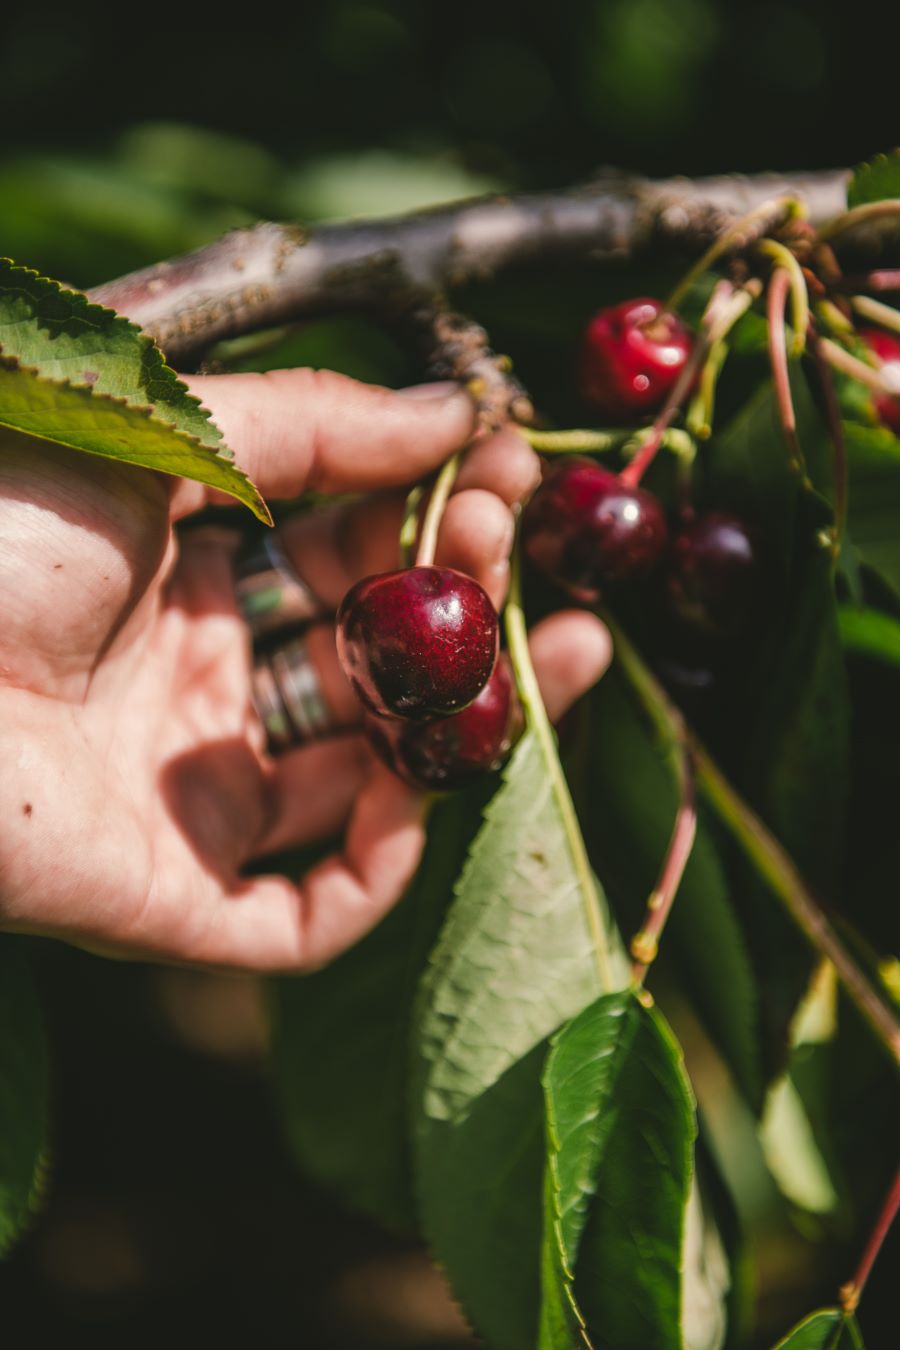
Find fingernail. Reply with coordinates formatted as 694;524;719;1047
397;380;467;402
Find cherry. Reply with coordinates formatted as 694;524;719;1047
579;297;694;422
336;565;499;720
522;456;668;601
667;512;759;636
366;657;523;791
858;327;900;434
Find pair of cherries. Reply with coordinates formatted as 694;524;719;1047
336;566;520;791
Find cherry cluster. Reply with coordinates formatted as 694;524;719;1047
336;566;521;790
336;293;900;792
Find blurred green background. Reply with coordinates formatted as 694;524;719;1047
1;3;897;1347
2;0;894;288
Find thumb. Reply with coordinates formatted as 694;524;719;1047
184;368;476;500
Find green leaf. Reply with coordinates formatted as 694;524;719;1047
540;992;696;1350
411;731;628;1350
838;605;900;666
0;260;269;521
772;1308;865;1349
268;792;483;1232
0;939;49;1258
701;373;851;1071
847;150;900;208
844;422;900;601
587;667;763;1109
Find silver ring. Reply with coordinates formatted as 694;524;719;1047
251;634;333;753
235;530;326;640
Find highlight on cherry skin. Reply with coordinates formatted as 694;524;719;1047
522;455;669;602
579;296;694;422
365;656;524;792
335;565;500;720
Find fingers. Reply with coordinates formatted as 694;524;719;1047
526;611;613;721
275;425;538;608
180;369;476;503
254;734;372;858
176;766;426;972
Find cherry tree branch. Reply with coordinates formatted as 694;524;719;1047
88;169;852;365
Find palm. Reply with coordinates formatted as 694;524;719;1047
1;369;610;971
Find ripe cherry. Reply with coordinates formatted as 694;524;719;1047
579;297;694;422
858;327;900;434
522;456;668;601
336;565;499;720
667;512;759;636
366;657;523;791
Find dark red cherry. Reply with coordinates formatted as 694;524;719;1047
668;513;759;636
579;297;694;422
858;327;900;434
366;657;523;791
336;565;499;720
522;456;668;601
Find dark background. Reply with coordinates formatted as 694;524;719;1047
0;3;896;1347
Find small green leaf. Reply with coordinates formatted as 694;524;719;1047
0;939;49;1258
772;1308;865;1349
411;731;628;1350
0;260;269;521
847;151;900;208
587;667;763;1109
268;792;483;1232
540;992;696;1350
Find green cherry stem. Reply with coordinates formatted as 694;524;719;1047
807;325;848;550
818;197;900;243
414;452;461;568
663;195;802;315
609;615;900;1074
850;293;900;336
505;543;616;990
521;427;621;453
759;238;809;353
840;1163;900;1315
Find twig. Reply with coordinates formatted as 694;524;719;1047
839;1163;900;1314
87;170;851;365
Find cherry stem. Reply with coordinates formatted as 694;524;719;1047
415;452;461;568
399;484;425;566
818;336;891;394
839;1163;900;1315
807;324;848;550
766;267;812;488
663;194;801;315
850;293;900;337
620;279;760;489
630;747;697;985
521;428;620;453
818;197;900;243
686;338;727;440
759;238;809;353
608;616;900;1075
506;545;616;991
846;269;900;292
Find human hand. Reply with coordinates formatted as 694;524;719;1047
0;369;611;970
